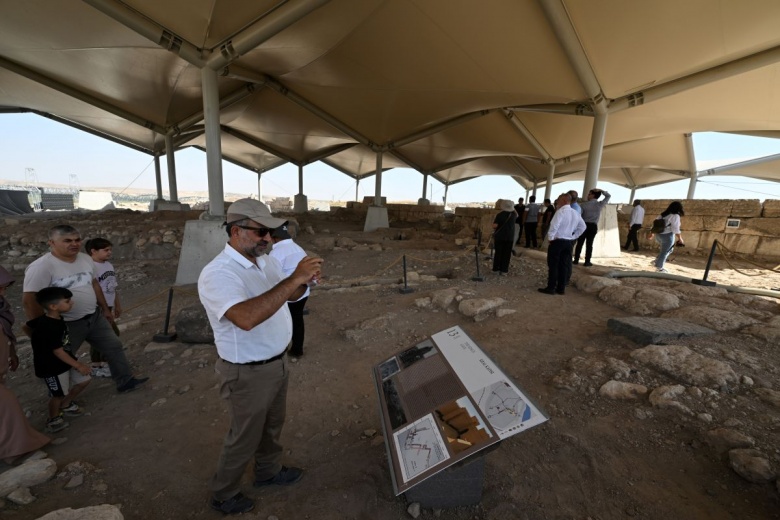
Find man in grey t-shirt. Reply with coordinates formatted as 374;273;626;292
523;195;541;248
23;225;147;393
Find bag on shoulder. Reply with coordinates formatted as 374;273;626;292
650;217;666;234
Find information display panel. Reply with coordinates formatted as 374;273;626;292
374;325;548;495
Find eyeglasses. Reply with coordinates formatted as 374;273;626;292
236;225;272;237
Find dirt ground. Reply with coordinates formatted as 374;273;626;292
1;209;779;520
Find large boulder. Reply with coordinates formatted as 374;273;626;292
0;458;57;497
36;505;124;520
458;298;505;317
598;286;680;315
174;305;214;344
576;275;621;294
630;344;737;388
661;306;758;332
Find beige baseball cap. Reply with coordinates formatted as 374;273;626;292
226;198;286;228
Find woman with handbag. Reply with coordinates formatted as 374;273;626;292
650;201;685;273
492;199;517;276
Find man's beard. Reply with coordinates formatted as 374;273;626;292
243;240;269;258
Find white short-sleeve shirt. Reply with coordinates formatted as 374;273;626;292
23;252;97;321
198;244;292;363
268;238;309;300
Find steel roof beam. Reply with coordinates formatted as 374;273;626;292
699;151;780;176
508;104;594;116
170;83;263;135
621;167;636;188
537;0;607;114
504;110;553;163
386;109;494;149
0;56;167;134
207;0;330;70
220;126;298;165
509;157;537;184
320;159;362;181
609;44;780;113
303;143;357;165
190;145;287;173
82;0;204;66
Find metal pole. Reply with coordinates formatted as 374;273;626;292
422;172;428;199
298;164;304;195
152;287;177;342
532;181;538;198
542;163;552;202
692;240;718;287
374;152;383;207
399;255;414;294
165;133;179;203
629;187;636;204
685;133;698;199
583;111;608;195
154;153;163;200
443;184;449;208
355;178;359;202
202;66;225;218
257;172;263;201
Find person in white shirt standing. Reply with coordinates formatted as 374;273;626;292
269;222;310;358
622;200;645;252
539;193;586;295
198;199;322;515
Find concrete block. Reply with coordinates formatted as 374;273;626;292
702;216;726;232
364;206;389;232
404;454;485;508
681;216;703;231
755;236;780;257
607;317;715;345
722;233;760;255
761;199;780;217
293;194;308;213
730;199;762;217
592;205;621;259
174;220;227;286
731;217;780;237
683;200;726;216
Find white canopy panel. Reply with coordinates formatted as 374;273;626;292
2;0;780;192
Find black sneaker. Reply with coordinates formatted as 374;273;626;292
583;261;593;267
254;466;303;488
117;376;150;394
209;492;254;515
537;288;556;295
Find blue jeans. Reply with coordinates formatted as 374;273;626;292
654;233;675;269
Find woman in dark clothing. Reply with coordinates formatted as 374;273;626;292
492;199;517;275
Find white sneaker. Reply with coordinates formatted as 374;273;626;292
657;268;668;273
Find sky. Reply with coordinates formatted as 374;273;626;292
3;113;780;205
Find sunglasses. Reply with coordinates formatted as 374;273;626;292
236;225;272;237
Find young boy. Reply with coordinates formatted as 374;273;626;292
27;287;92;433
85;238;121;376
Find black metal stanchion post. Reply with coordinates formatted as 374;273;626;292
472;246;485;282
152;286;178;342
692;240;718;286
399;255;414;294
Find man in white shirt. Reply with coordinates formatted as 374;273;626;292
198;199;322;515
622;200;645;252
539;194;586;296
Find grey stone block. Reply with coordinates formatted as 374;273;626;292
175;305;214;344
608;317;715;345
404;453;485;509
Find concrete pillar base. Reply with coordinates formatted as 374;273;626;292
417;198;430;205
364;206;389;232
174;220;227;286
149;200;191;211
294;194;308;213
589;205;622;259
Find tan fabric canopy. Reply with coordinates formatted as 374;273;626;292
2;0;780;193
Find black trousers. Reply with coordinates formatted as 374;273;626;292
574;222;598;263
524;221;538;248
287;297;308;356
546;239;574;292
624;224;641;251
492;240;513;273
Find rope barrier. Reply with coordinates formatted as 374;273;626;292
714;242;780;277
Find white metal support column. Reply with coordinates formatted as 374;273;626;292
544;162;555;201
154;153;163;200
165;133;179;203
201;67;225;218
443;184;449;208
629;187;636;204
685;133;698;199
532;181;538;198
583;110;608;195
257;172;263;201
364;152;389;231
419;172;430;205
355;178;360;202
294;164;308;213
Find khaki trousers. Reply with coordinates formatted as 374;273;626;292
210;356;289;500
